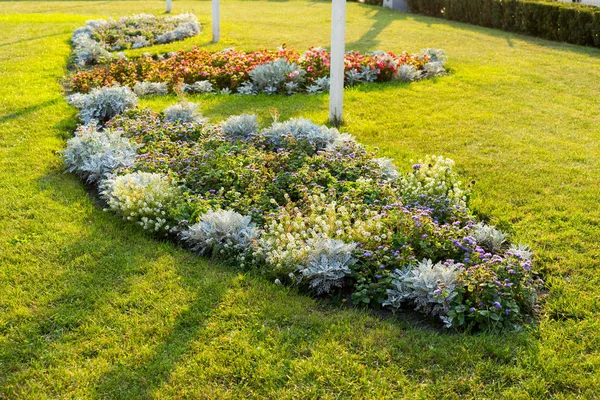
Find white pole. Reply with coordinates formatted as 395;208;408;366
212;0;220;43
329;0;346;126
166;0;172;13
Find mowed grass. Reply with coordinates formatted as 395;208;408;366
1;1;599;398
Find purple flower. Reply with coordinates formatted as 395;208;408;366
412;164;421;170
375;274;382;279
492;302;502;309
363;251;372;257
469;307;476;312
379;265;386;269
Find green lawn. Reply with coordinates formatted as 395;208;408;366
1;1;599;398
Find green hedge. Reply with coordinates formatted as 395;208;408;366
405;0;600;47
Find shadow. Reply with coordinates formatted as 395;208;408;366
0;98;63;125
401;8;600;57
347;8;400;50
0;164;236;397
0;32;71;49
93;255;235;398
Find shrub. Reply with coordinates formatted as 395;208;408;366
384;259;463;323
163;101;205;124
300;237;356;295
397;64;420;82
262;118;343;151
446;254;543;330
249;58;307;94
181;209;258;257
406;0;600;48
133;81;168;97
371;157;399;181
67;86;138;125
182;80;215;94
63;124;138;183
472;222;507;253
220;114;259;139
101;171;180;234
508;243;533;261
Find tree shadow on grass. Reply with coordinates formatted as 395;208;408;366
0;31;72;49
0;97;63;125
347;8;402;51
0;168;237;397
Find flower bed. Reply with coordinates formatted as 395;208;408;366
71;13;201;66
70;47;447;95
62;85;543;331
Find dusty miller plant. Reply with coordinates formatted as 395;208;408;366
262;117;342;151
63;124;138;183
181;209;258;257
133;82;168;97
220;114;259;140
371;157;399;181
182;81;215;94
163;101;205;124
472;222;507;253
384;259;462;320
67;86;138;125
249;59;306;94
299;237;356;295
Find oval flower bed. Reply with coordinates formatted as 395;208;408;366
72;13;201;66
70;46;448;95
63;85;543;331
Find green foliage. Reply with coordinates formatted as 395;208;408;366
1;3;600;398
406;0;600;47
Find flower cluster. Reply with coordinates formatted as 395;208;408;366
71;13;201;66
63;96;542;330
70;46;445;94
399;155;469;223
101;171;181;234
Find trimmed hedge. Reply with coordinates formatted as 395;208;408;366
405;0;600;47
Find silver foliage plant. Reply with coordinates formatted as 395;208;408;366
508;243;533;261
421;48;448;63
423;61;446;77
63;124;138;183
220;114;259;140
156;20;201;44
67;86;138;125
306;76;331;94
472;222;507;253
163;101;205;124
397;64;420;82
299;237;356;295
262;117;343;151
384;259;462;324
371;157;400;181
181;209;258;256
71;13;201;66
248;59;306;94
182;80;215;94
133;81;168;97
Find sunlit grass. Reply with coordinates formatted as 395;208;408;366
0;1;599;397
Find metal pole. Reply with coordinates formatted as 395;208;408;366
329;0;346;126
212;0;220;43
166;0;172;13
